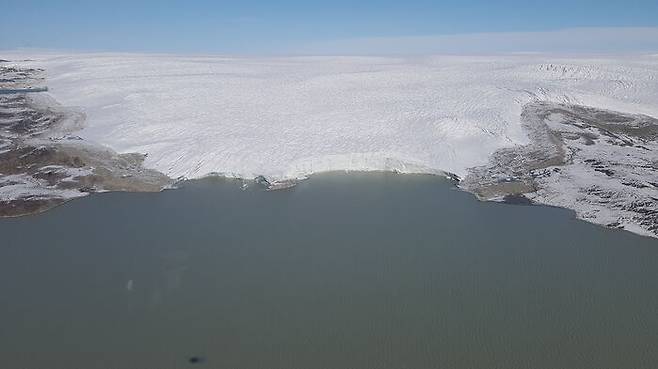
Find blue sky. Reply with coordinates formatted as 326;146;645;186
2;0;658;53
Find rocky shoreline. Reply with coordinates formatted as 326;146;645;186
0;65;172;217
2;63;657;238
462;102;658;238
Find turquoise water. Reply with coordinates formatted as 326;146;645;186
0;87;48;95
0;173;656;369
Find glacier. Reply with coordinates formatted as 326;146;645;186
2;52;658;236
6;53;656;181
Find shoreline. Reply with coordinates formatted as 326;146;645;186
0;65;173;217
1;62;656;239
10;171;658;243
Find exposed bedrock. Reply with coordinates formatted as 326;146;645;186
462;102;658;238
2;63;657;238
0;66;172;217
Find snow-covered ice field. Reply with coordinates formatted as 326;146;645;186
2;52;658;236
7;53;658;182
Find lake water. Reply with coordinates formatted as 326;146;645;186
0;87;48;95
1;173;657;369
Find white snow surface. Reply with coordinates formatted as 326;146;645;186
9;53;658;181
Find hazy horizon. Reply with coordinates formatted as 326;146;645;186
2;1;658;54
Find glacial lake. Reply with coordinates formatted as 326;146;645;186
0;173;657;369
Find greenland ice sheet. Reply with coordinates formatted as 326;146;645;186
3;53;658;236
8;53;658;183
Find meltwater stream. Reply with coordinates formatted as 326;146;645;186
0;173;656;369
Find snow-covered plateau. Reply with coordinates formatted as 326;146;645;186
1;53;657;237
